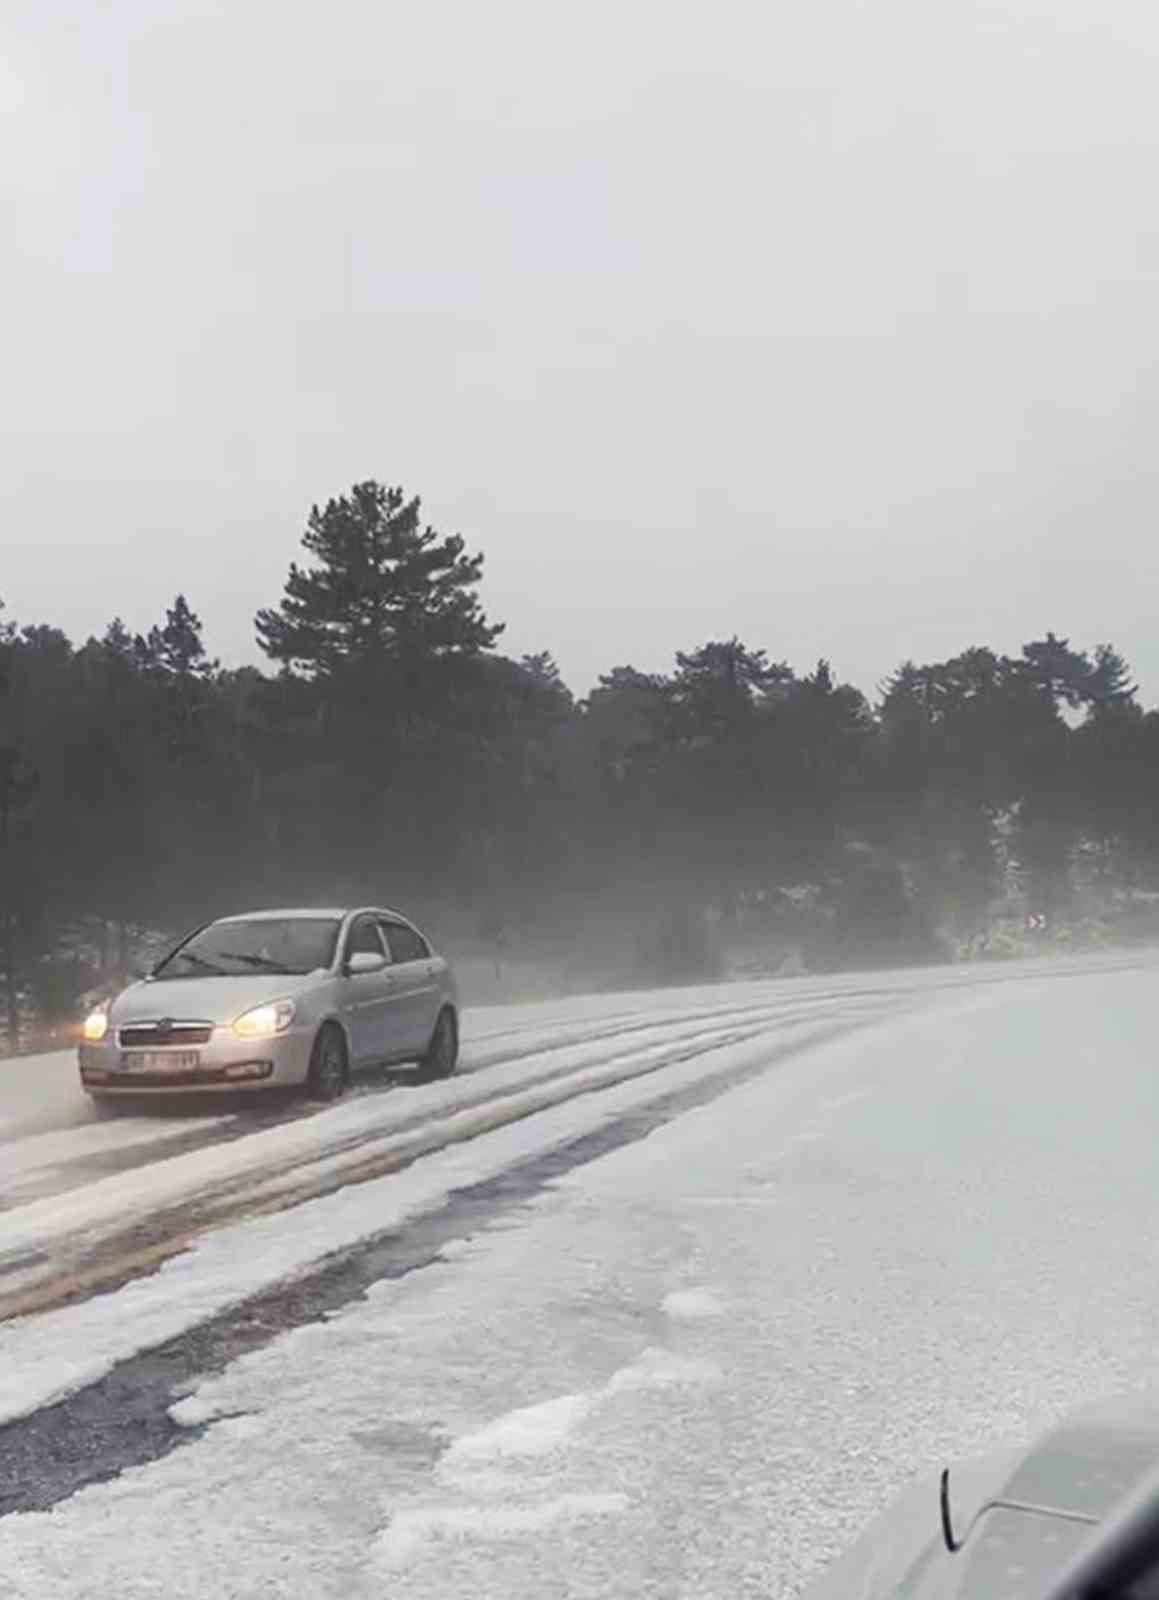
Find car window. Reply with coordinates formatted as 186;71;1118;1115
345;916;388;962
155;917;341;978
381;922;429;964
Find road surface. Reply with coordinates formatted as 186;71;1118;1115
0;953;1157;1598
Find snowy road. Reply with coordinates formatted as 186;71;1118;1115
0;981;912;1322
1;953;1158;1597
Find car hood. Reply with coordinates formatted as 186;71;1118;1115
802;1391;1159;1599
111;971;323;1027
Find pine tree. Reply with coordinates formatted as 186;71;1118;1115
669;638;793;742
136;594;216;678
1021;632;1092;709
255;481;503;686
101;617;136;662
1084;643;1136;712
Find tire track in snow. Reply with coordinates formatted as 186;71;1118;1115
0;996;902;1318
0;1010;876;1517
0;987;851;1213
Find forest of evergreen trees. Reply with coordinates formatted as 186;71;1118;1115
3;478;1157;1051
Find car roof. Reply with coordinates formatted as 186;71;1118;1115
214;907;415;924
215;908;348;922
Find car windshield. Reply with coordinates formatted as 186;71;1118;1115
154;917;341;978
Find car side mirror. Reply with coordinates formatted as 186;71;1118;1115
346;951;388;976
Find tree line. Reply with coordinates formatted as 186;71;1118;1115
3;478;1157;1050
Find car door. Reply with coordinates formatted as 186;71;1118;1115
340;914;400;1066
378;918;442;1055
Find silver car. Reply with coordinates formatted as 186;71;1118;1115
78;906;460;1107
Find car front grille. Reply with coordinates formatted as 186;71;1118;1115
118;1022;215;1048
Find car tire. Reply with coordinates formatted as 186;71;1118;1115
420;1008;458;1081
306;1024;349;1102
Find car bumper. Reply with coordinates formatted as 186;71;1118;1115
78;1026;314;1096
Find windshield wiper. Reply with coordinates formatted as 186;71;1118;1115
222;951;302;974
169;951;227;976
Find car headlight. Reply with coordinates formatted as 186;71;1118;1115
82;1008;110;1043
232;999;296;1039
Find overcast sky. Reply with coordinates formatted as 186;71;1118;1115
3;0;1157;699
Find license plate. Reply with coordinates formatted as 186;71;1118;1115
119;1051;200;1073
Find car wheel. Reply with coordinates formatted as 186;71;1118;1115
420;1008;458;1081
307;1025;349;1102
